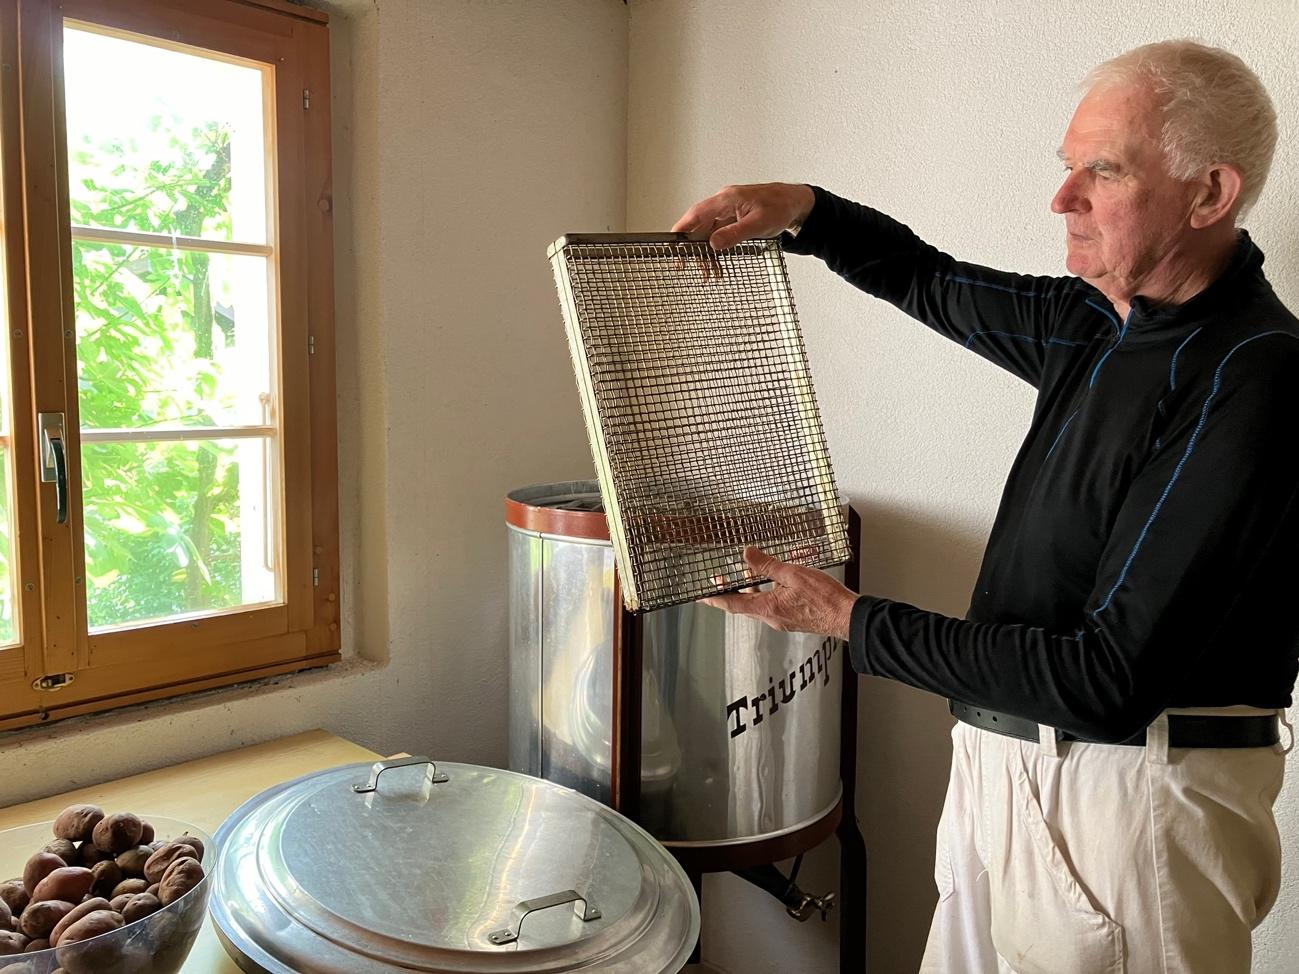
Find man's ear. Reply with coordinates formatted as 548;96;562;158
1189;164;1244;229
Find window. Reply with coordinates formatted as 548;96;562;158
0;0;338;731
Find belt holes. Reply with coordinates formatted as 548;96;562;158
976;710;983;717
991;715;998;722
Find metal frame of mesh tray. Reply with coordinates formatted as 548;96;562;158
548;232;851;613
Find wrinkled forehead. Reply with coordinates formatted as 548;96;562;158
1060;81;1166;163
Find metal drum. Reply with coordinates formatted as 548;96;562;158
507;482;843;848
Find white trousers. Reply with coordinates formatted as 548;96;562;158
920;711;1287;974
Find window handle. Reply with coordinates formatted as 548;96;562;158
39;413;68;524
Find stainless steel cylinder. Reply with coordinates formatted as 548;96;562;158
507;482;843;848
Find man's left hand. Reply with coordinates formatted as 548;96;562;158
701;546;858;641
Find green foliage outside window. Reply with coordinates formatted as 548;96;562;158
72;117;247;630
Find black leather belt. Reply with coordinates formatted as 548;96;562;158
949;700;1279;748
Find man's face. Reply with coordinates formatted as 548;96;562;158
1051;83;1198;298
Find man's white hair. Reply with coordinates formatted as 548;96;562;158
1085;40;1277;220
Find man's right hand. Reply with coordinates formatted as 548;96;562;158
671;183;815;251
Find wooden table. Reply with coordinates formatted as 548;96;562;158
0;729;382;973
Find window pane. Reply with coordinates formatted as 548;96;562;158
64;24;283;633
0;60;15;648
63;26;269;244
81;438;278;631
73;241;274;429
0;451;15;647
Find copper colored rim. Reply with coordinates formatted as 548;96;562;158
505;483;610;541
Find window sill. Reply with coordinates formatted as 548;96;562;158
0;653;382;752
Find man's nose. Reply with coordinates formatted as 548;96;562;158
1051;171;1088;214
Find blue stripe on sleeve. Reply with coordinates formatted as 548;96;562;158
947;274;1089;355
963;331;1084;350
946;274;1043;297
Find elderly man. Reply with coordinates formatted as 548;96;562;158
674;41;1295;974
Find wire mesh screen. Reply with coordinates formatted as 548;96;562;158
549;233;851;613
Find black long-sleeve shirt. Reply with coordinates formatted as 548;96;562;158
784;187;1299;741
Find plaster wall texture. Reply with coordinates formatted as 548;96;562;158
4;2;1299;973
627;1;1299;971
0;0;626;823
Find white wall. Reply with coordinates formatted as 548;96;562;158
0;0;625;815
6;3;1299;973
627;1;1299;972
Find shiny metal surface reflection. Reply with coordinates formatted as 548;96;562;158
212;760;698;973
507;487;843;845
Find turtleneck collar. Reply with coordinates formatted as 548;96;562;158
1111;231;1268;341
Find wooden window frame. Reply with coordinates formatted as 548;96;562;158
0;0;339;732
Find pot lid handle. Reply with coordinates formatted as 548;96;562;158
487;889;603;946
351;756;449;794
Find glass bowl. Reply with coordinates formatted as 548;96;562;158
0;814;213;974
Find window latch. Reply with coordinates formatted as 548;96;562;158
33;672;75;692
38;412;68;524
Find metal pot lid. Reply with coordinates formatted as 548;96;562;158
211;757;698;973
